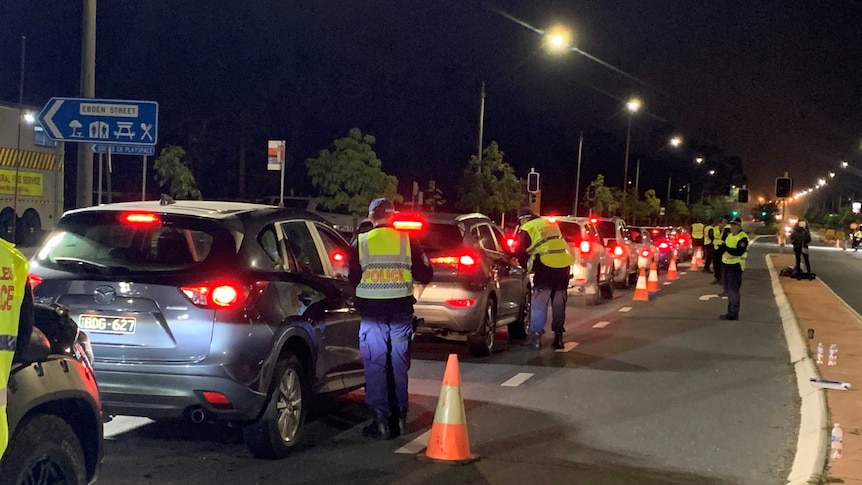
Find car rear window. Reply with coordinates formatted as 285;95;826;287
629;228;645;243
650;228;668;240
597;221;617;240
558;222;584;244
34;212;236;275
417;223;464;253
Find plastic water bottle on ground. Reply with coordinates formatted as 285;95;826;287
816;343;824;364
828;344;838;366
831;423;843;459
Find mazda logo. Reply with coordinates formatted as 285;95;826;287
94;286;116;304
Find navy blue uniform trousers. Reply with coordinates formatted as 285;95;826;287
359;313;413;416
724;263;743;318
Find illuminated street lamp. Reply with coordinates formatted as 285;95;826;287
842;161;849;168
708;169;716;176
695;156;704;164
829;171;836;178
817;178;826;187
622;97;641;190
669;135;682;148
544;25;572;53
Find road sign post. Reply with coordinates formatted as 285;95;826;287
267;140;286;207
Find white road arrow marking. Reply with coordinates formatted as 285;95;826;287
502;372;534;387
699;294;719;301
619;306;632;312
555;342;579;353
592;321;611;328
43;99;63;139
395;430;431;454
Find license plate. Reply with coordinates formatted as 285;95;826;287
78;314;137;334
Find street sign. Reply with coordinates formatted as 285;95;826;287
267;140;285;171
91;144;156;156
37;97;158;145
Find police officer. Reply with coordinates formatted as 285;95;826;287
702;218;715;273
791;219;812;278
348;198;432;440
712;216;729;285
1;239;33;459
515;214;575;350
720;217;749;320
690;220;705;252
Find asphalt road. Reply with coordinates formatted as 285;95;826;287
93;251;798;485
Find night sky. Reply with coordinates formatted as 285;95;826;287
2;1;860;213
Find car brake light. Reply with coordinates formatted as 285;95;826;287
659;242;669;249
430;253;478;271
393;216;424;232
331;251;345;263
546;216;557;224
590;217;598;224
613;245;624;257
202;391;234;410
180;280;268;310
579;240;591;254
678;238;686;245
640;249;651;258
121;212;160;225
505;237;516;250
445;299;476;308
27;273;43;289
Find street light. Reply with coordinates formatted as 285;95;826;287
622;97;641;190
695;156;704;164
544;25;573;53
669;135;682;148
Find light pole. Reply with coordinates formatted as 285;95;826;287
622;97;641;190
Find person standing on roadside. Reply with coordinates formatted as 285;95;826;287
712;216;729;286
720;217;749;321
515;214;575;350
0;239;33;459
791;219;812;279
348;198;433;440
702;218;715;273
690;219;705;257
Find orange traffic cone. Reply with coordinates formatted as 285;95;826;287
647;260;659;292
696;247;704;268
691;247;701;271
667;250;678;281
423;354;479;464
633;266;649;301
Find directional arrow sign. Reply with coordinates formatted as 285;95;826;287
38;97;158;146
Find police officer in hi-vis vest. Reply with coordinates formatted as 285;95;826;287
720;217;749;321
515;214;575;350
0;239;33;459
702;218;715;273
690;220;705;251
348;198;432;440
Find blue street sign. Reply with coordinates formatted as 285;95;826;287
37;97;158;146
91;144;156;156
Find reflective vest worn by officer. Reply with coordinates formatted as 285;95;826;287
356;227;413;299
722;231;750;269
520;217;575;272
691;222;705;241
704;224;714;246
0;239;29;458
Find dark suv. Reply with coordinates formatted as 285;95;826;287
2;303;103;485
28;200;364;459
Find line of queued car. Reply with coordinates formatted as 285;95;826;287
10;198;692;475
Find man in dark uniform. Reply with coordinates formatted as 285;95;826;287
348;199;433;440
720;217;749;321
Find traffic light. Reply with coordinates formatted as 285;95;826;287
585;185;597;201
737;188;749;203
731;210;739;217
527;170;540;193
761;211;767;217
775;177;793;198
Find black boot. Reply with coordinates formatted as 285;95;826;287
398;409;408;436
362;409;392;440
552;332;564;350
521;332;541;349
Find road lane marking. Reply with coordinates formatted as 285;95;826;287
680;272;687;275
699;294;719;301
104;416;154;439
619;306;632;312
663;282;672;286
592;321;611;328
395;430;430;454
555;342;579;353
501;372;534;387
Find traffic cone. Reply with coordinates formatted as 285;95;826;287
691;247;701;271
423;354;479;464
633;266;649;301
667;250;678;281
647;260;659;292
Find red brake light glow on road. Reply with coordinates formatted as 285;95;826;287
121;212;160;225
579;240;591;254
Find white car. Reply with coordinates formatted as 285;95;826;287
593;216;640;288
553;216;615;305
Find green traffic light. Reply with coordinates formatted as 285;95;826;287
761;211;767;216
732;210;739;216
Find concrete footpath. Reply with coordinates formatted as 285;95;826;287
771;253;862;484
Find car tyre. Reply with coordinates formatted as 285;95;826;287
585;271;601;306
243;352;308;459
17;210;42;247
615;263;632;289
0;414;87;485
508;287;530;340
468;299;496;356
600;269;614;300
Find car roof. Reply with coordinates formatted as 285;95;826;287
417;212;492;224
61;200;298;221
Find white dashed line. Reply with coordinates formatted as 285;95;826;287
501;372;534;387
680;272;688;275
663;282;672;286
555;342;579;353
619;306;633;312
592;321;611;328
395;430;430;454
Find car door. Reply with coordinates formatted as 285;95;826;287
588;223;613;283
472;222;520;321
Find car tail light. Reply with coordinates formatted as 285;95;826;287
678;237;686;245
331;250;345;263
579;240;591;254
202;391;234;410
589;217;598;224
640;249;651;258
546;216;558;224
121;212;160;225
180;280;269;310
430;253;479;271
613;245;624;257
659;242;669;250
27;273;43;289
505;237;516;250
445;299;476;308
393;215;424;232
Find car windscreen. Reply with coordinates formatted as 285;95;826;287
558;222;584;244
629;228;645;243
416;223;465;253
597;221;617;240
33;212;237;276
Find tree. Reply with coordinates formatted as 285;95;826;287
153;145;202;200
456;141;523;218
306;128;401;222
423;180;446;212
585;174;616;216
642;189;661;223
666;199;690;224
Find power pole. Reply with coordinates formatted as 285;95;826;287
573;130;583;216
77;0;97;208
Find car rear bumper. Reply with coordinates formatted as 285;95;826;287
414;284;489;334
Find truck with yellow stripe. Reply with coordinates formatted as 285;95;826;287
0;103;64;246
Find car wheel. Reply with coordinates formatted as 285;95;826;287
585;270;601;306
508;287;530;340
600;269;615;300
627;263;638;285
468;299;496;356
615;263;632;289
0;208;14;243
0;414;87;485
17;210;42;247
243;352;308;459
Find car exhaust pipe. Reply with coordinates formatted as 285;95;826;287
189;407;207;424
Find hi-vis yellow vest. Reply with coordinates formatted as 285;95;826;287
704;225;714;245
714;226;726;249
522;218;575;271
722;231;749;270
0;238;29;459
691;223;704;239
357;227;414;299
